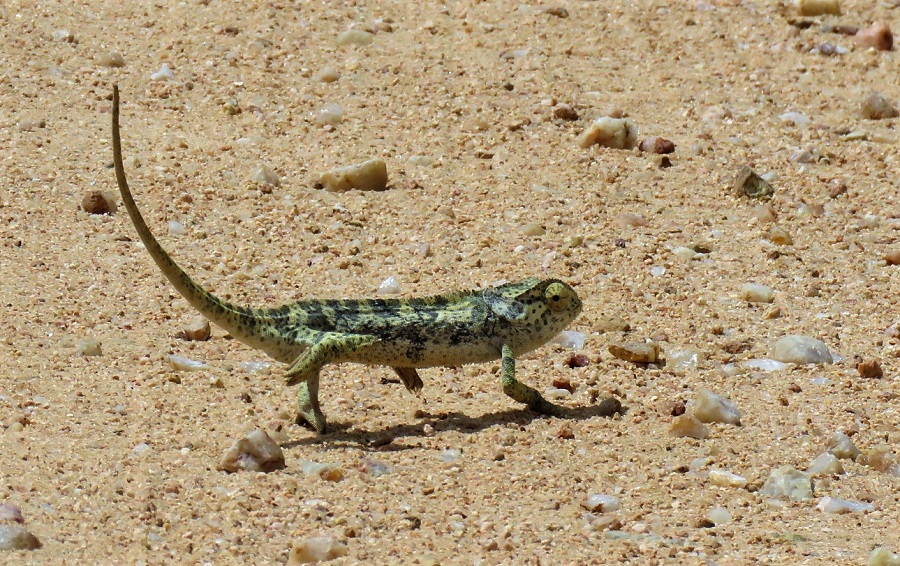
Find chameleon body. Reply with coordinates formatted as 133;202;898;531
111;86;583;433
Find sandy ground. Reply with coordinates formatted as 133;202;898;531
1;0;898;564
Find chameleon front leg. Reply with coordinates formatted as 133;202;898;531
285;333;378;433
500;343;565;417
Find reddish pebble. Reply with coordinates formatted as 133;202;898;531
556;424;575;439
885;250;900;266
639;136;676;154
552;377;576;392
857;359;884;379
563;353;590;369
855;22;893;51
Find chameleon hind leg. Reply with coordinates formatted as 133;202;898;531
500;343;564;417
392;367;424;393
285;333;378;433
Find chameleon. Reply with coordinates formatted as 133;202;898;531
110;85;583;433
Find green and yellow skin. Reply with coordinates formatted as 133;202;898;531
111;86;583;433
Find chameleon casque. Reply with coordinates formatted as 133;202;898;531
110;85;583;433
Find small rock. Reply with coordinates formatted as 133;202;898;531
563;354;589;369
771;335;833;365
250;165;280;189
742;358;788;372
753;203;777;223
0;525;41;551
219;429;285;473
740;283;774;303
552;103;578;121
638;137;676;154
597;397;622;416
82;190;115;214
180;317;211;341
594;315;630;333
313;103;344;127
544;387;571;400
609;342;660;363
861;92;898;120
869;547;900;566
667;349;700;372
518;223;546;237
314;66;341;83
167;220;185;235
766;225;793;245
541;6;570;18
97;52;125;67
616;213;649;228
708;469;748;488
315;159;388;192
556;424;575;439
817;496;874;514
708;507;733;525
76;338;102;357
827;431;861;460
288;536;349;564
53;29;76;43
377;276;402;295
150;63;175;81
692;389;741;425
733;166;774;200
550;330;587;349
578;117;638;150
855;22;893;51
168;354;208;371
581;494;621;513
337;29;374;47
884;250;900;265
780;112;811;126
299;460;345;482
552;377;575;392
864;445;900;476
0;504;23;524
797;0;841;17
759;466;812;501
857;359;883;378
807;452;843;476
669;415;709;439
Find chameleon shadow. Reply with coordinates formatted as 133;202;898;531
283;399;626;451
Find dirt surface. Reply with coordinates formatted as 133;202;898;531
1;0;898;564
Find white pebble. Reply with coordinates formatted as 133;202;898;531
313;65;341;83
667;349;701;372
669;415;709;440
219;429;285;473
672;246;698;260
828;431;861;460
739;283;774;303
438;448;461;463
708;507;733;525
817;496;874;514
316;158;388;192
550;330;587;349
779;112;811;126
150;63;175;81
650;266;666;277
288;536;349;564
759;466;812;501
708;469;748;488
578;117;638;149
76;338;102;356
378;276;402;295
239;361;272;373
868;547;900;566
250;165;280;187
133;442;151;455
313;103;344;126
168;354;208;371
544;388;572;400
298;460;345;482
807;452;843;476
771;335;833;365
336;29;374;46
167;220;185;235
741;358;788;372
692;389;741;425
582;494;621;513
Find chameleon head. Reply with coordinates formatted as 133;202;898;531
484;277;583;353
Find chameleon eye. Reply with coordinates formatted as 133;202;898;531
544;282;571;312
